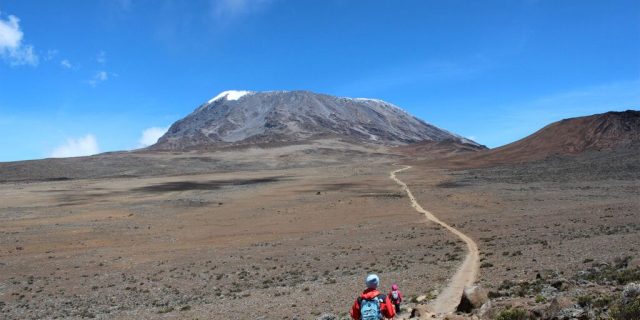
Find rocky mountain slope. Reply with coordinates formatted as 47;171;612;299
448;110;640;167
152;90;482;150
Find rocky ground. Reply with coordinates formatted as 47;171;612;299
398;147;640;319
0;153;463;319
1;145;638;319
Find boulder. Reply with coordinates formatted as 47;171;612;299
550;278;569;291
539;284;559;300
409;305;433;319
556;306;587;320
315;313;338;320
621;282;640;302
456;286;489;313
544;296;575;319
477;300;493;318
628;258;640;269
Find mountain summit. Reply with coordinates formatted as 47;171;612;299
153;90;481;150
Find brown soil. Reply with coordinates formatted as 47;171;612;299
0;148;463;319
1;139;638;319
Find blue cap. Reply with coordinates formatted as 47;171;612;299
366;274;379;289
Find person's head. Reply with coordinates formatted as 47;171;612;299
392;284;398;291
366;274;379;289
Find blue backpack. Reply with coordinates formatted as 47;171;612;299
358;294;386;320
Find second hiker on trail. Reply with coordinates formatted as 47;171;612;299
388;284;403;314
350;274;396;320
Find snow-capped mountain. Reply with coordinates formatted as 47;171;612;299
152;90;482;150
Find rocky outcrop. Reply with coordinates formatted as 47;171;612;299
456;286;489;313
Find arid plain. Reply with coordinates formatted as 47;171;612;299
2;138;638;319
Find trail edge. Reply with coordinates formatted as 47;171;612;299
390;165;480;315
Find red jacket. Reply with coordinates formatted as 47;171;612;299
350;288;396;320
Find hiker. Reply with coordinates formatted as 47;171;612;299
388;284;403;314
350;274;396;320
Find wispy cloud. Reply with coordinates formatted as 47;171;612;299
88;70;114;86
50;134;100;158
137;126;168;148
0;13;38;66
60;59;72;69
212;0;273;21
44;49;58;61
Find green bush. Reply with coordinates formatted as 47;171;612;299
593;294;613;308
495;307;528;320
610;297;640;320
576;295;593;307
616;268;640;285
577;257;640;285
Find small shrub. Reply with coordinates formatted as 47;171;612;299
535;295;546;303
593;294;613;308
610;297;640;320
616;268;640;285
576;295;593;307
494;307;528;320
157;306;174;314
576;257;640;285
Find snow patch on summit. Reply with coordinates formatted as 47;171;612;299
353;97;387;104
208;90;253;103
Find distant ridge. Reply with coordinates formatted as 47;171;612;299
152;90;483;150
449;110;640;166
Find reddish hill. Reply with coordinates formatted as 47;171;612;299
446;110;640;167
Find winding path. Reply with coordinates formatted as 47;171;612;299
390;165;480;315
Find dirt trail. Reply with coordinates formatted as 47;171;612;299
390;165;480;315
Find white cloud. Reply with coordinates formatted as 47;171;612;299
0;15;22;48
0;14;38;66
50;134;100;158
137;127;168;148
60;59;72;69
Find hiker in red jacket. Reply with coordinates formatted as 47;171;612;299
388;284;403;314
350;274;396;320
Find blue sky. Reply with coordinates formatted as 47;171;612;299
0;0;639;161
